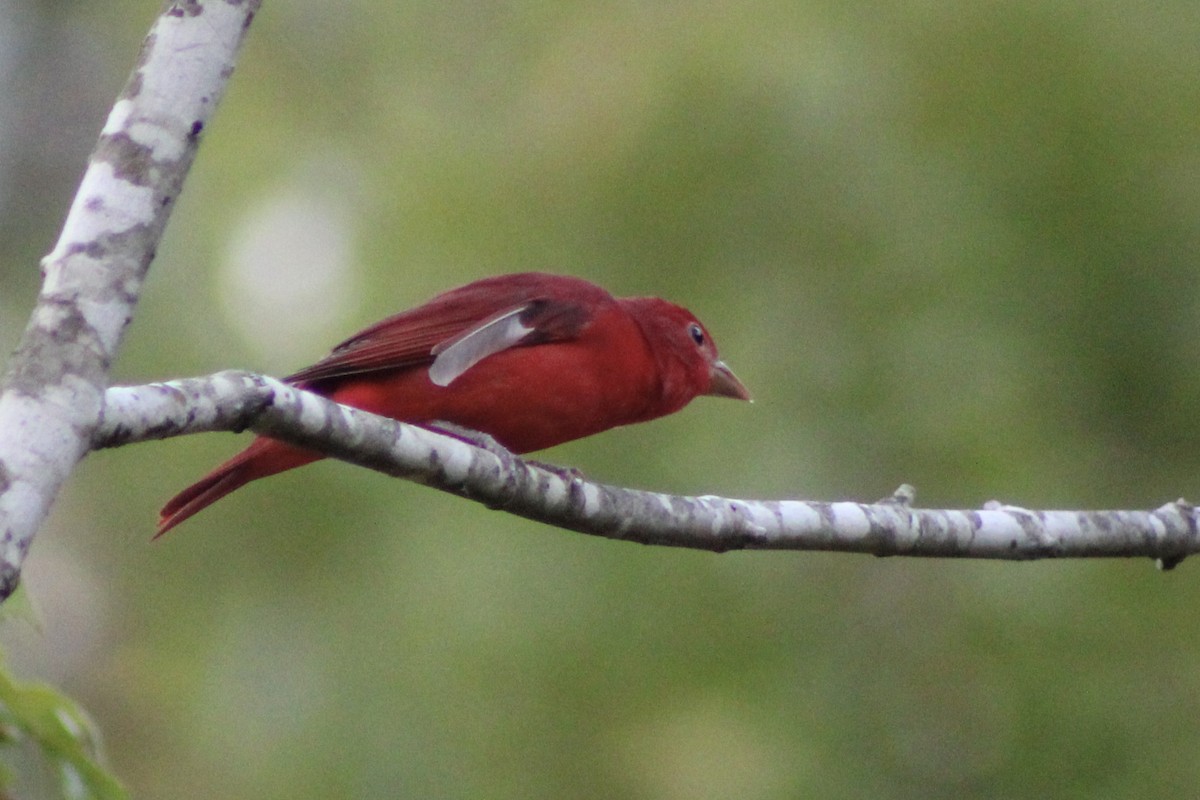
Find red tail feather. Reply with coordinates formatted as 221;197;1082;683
156;438;321;537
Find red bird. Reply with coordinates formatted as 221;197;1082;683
157;272;750;534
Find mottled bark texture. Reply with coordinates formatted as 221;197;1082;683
0;0;1193;605
0;1;259;599
98;374;1200;567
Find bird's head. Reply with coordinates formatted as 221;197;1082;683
622;297;751;412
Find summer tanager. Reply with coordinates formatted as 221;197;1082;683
158;272;749;534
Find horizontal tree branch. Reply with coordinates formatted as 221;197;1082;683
97;371;1199;568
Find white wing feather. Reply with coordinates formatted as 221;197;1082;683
427;305;534;387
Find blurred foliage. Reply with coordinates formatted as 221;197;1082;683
0;624;126;800
3;0;1200;798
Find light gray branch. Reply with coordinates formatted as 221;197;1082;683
0;0;1192;610
97;372;1200;569
0;1;259;599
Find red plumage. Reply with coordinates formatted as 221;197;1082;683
157;272;749;534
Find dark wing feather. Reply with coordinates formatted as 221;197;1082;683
284;273;607;387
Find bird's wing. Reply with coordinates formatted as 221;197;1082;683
285;275;602;386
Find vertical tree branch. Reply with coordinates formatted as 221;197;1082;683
0;0;260;599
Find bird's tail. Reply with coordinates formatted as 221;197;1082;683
156;438;321;537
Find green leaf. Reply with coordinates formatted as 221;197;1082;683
0;647;126;800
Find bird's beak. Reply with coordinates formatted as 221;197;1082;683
706;360;752;401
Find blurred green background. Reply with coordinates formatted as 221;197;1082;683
3;0;1200;797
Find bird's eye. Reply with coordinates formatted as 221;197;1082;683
688;323;705;346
